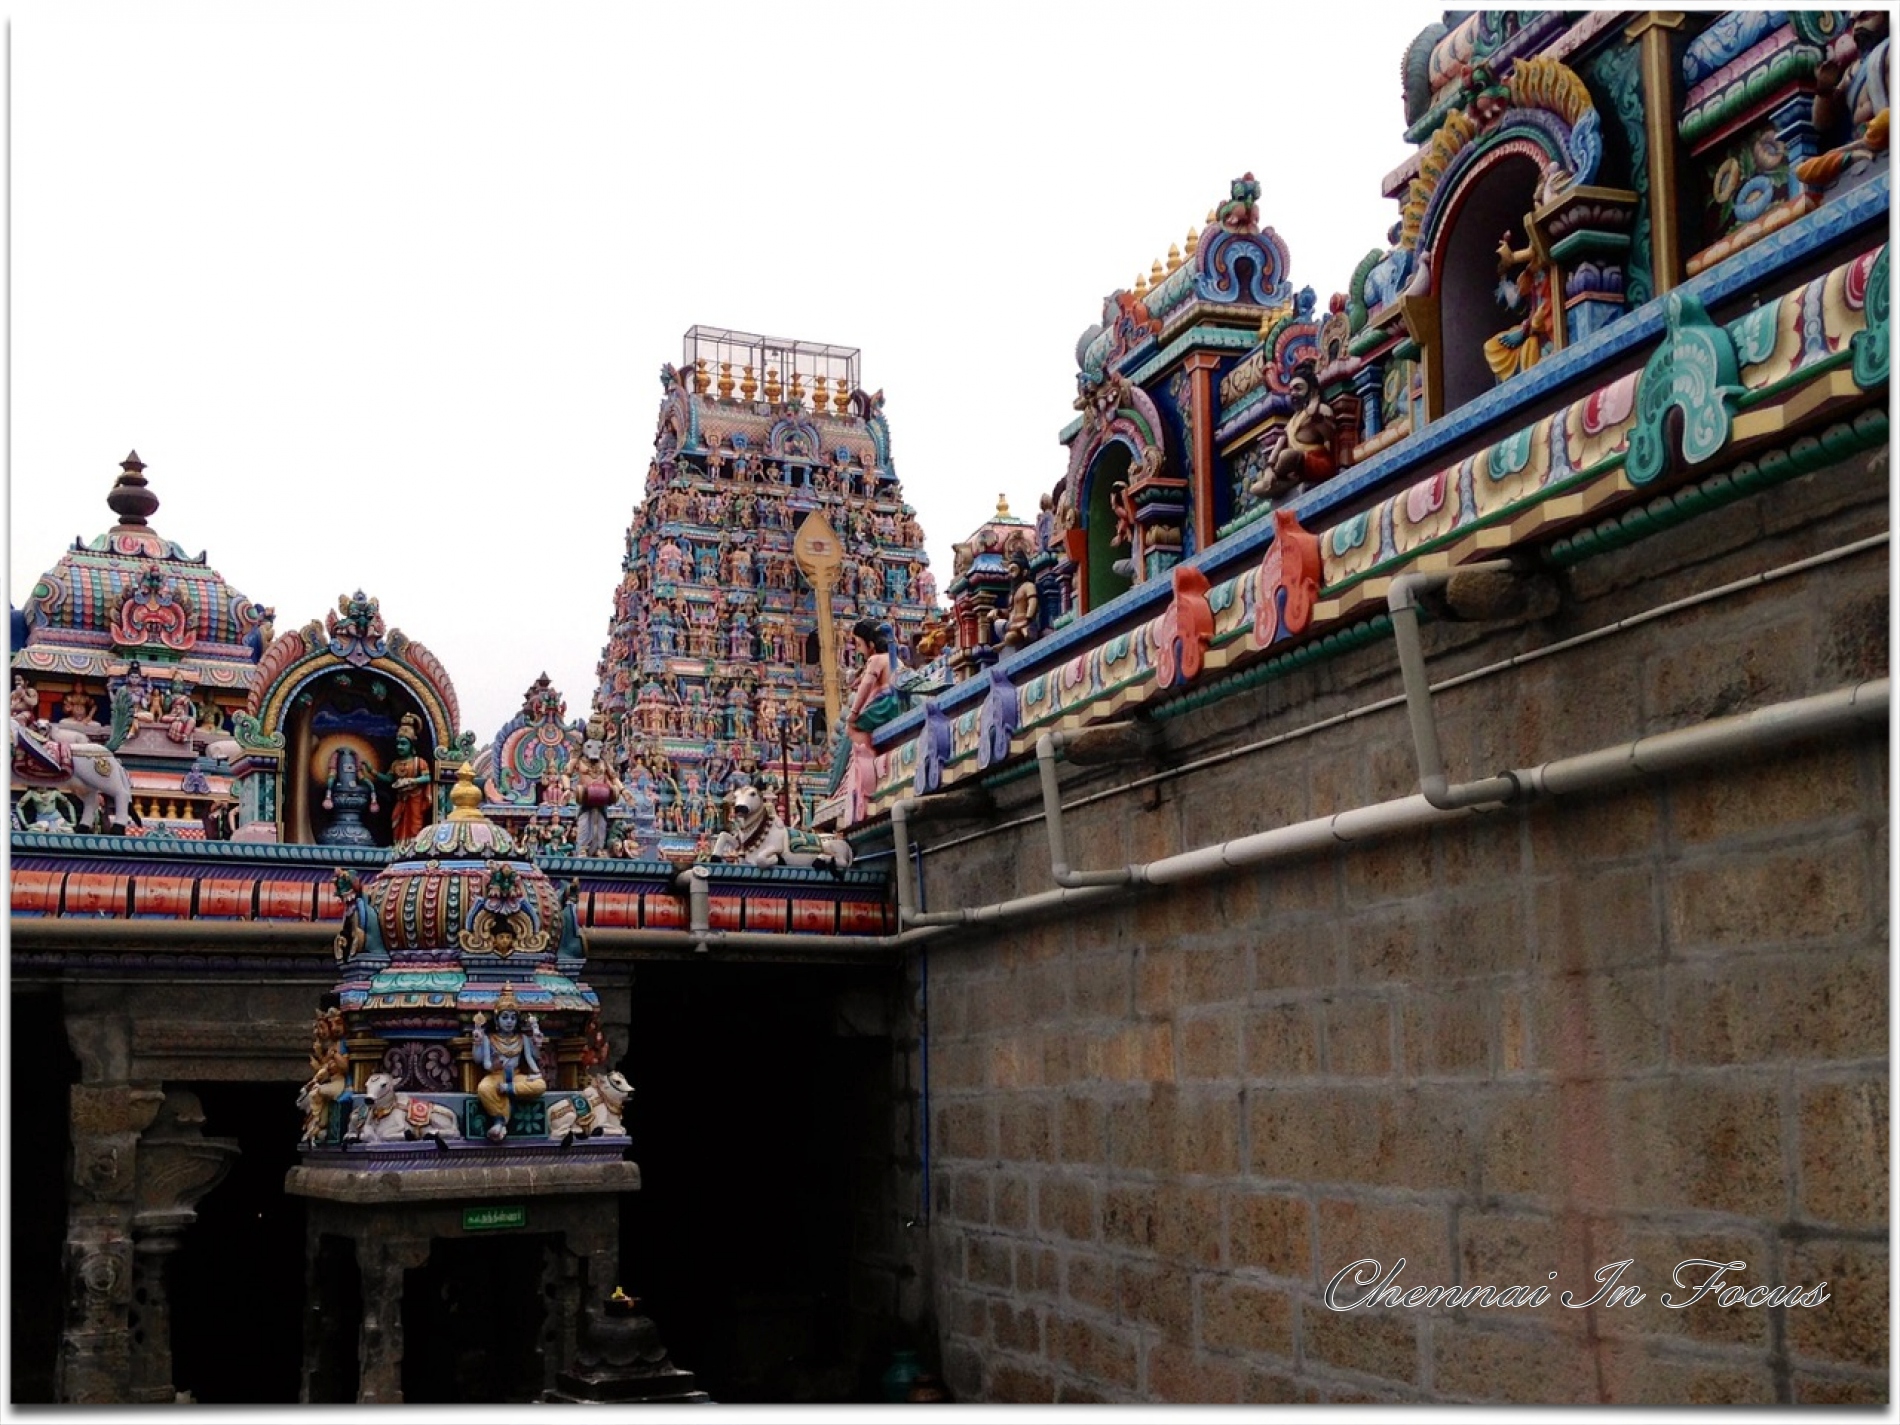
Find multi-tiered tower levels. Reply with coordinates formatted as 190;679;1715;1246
594;328;938;844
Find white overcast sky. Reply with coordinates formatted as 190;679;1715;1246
10;1;1440;743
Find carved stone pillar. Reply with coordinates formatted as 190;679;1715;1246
357;1235;429;1404
127;1091;238;1403
56;1010;165;1405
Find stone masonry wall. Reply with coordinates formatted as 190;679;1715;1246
913;450;1888;1405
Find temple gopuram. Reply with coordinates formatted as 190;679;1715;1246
589;327;937;851
10;10;1892;1409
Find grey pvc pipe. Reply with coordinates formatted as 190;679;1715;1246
1039;731;1139;888
892;792;1121;927
1387;561;1521;808
1120;679;1887;888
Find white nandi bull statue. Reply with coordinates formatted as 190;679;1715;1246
343;1071;463;1144
546;1069;635;1139
709;783;853;871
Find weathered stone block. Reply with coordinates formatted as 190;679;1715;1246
1049;1314;1139;1390
1243;1367;1321;1403
989;1298;1043;1355
1666;954;1886;1065
1666;840;1868;950
1057;1094;1105;1164
1429;1324;1594;1402
1145;1340;1243;1403
998;1099;1054;1162
1316;1198;1451;1286
995;1173;1030;1233
1531;969;1664;1079
968;1234;1014;1289
1228;1191;1310;1281
1528;783;1660;868
1606;1080;1786;1218
1036;1176;1097;1243
1667;742;1864;845
1116;1260;1192;1333
1181;1010;1241;1080
1324;995;1394;1076
1783;1238;1887;1370
1061;1251;1117;1314
1302;1307;1418;1384
1197;1276;1294;1356
1153;1183;1226;1268
1594;1339;1778;1404
1244;1002;1321;1078
1401;987;1491;1076
985;1361;1057;1403
1798;1077;1887;1229
1533;866;1664;976
1644;615;1814;727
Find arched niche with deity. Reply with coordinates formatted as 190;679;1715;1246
1380;42;1640;423
228;591;472;846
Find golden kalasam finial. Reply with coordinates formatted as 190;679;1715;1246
1167;243;1182;272
447;762;484;821
1205;208;1216;224
1185;225;1200;257
1133;271;1149;296
1149;257;1165;285
995;494;1011;518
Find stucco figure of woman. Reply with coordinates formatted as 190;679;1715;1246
844;618;897;823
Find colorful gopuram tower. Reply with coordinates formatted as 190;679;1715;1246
593;328;938;850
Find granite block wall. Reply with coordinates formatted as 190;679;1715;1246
913;451;1889;1405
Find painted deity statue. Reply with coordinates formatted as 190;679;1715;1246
10;673;38;726
1796;9;1890;191
1251;361;1339;501
998;557;1042;648
56;688;101;734
1484;231;1553;383
367;712;433;843
472;988;546;1141
297;1004;350;1146
570;725;622;857
159;673;197;744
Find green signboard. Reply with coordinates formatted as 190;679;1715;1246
462;1205;527;1232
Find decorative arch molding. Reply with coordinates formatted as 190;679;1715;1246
1062;376;1168;512
1401;57;1603;257
242;613;461;759
1194;226;1294;308
656;387;700;457
766;417;822;461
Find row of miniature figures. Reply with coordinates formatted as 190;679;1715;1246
298;997;631;1149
